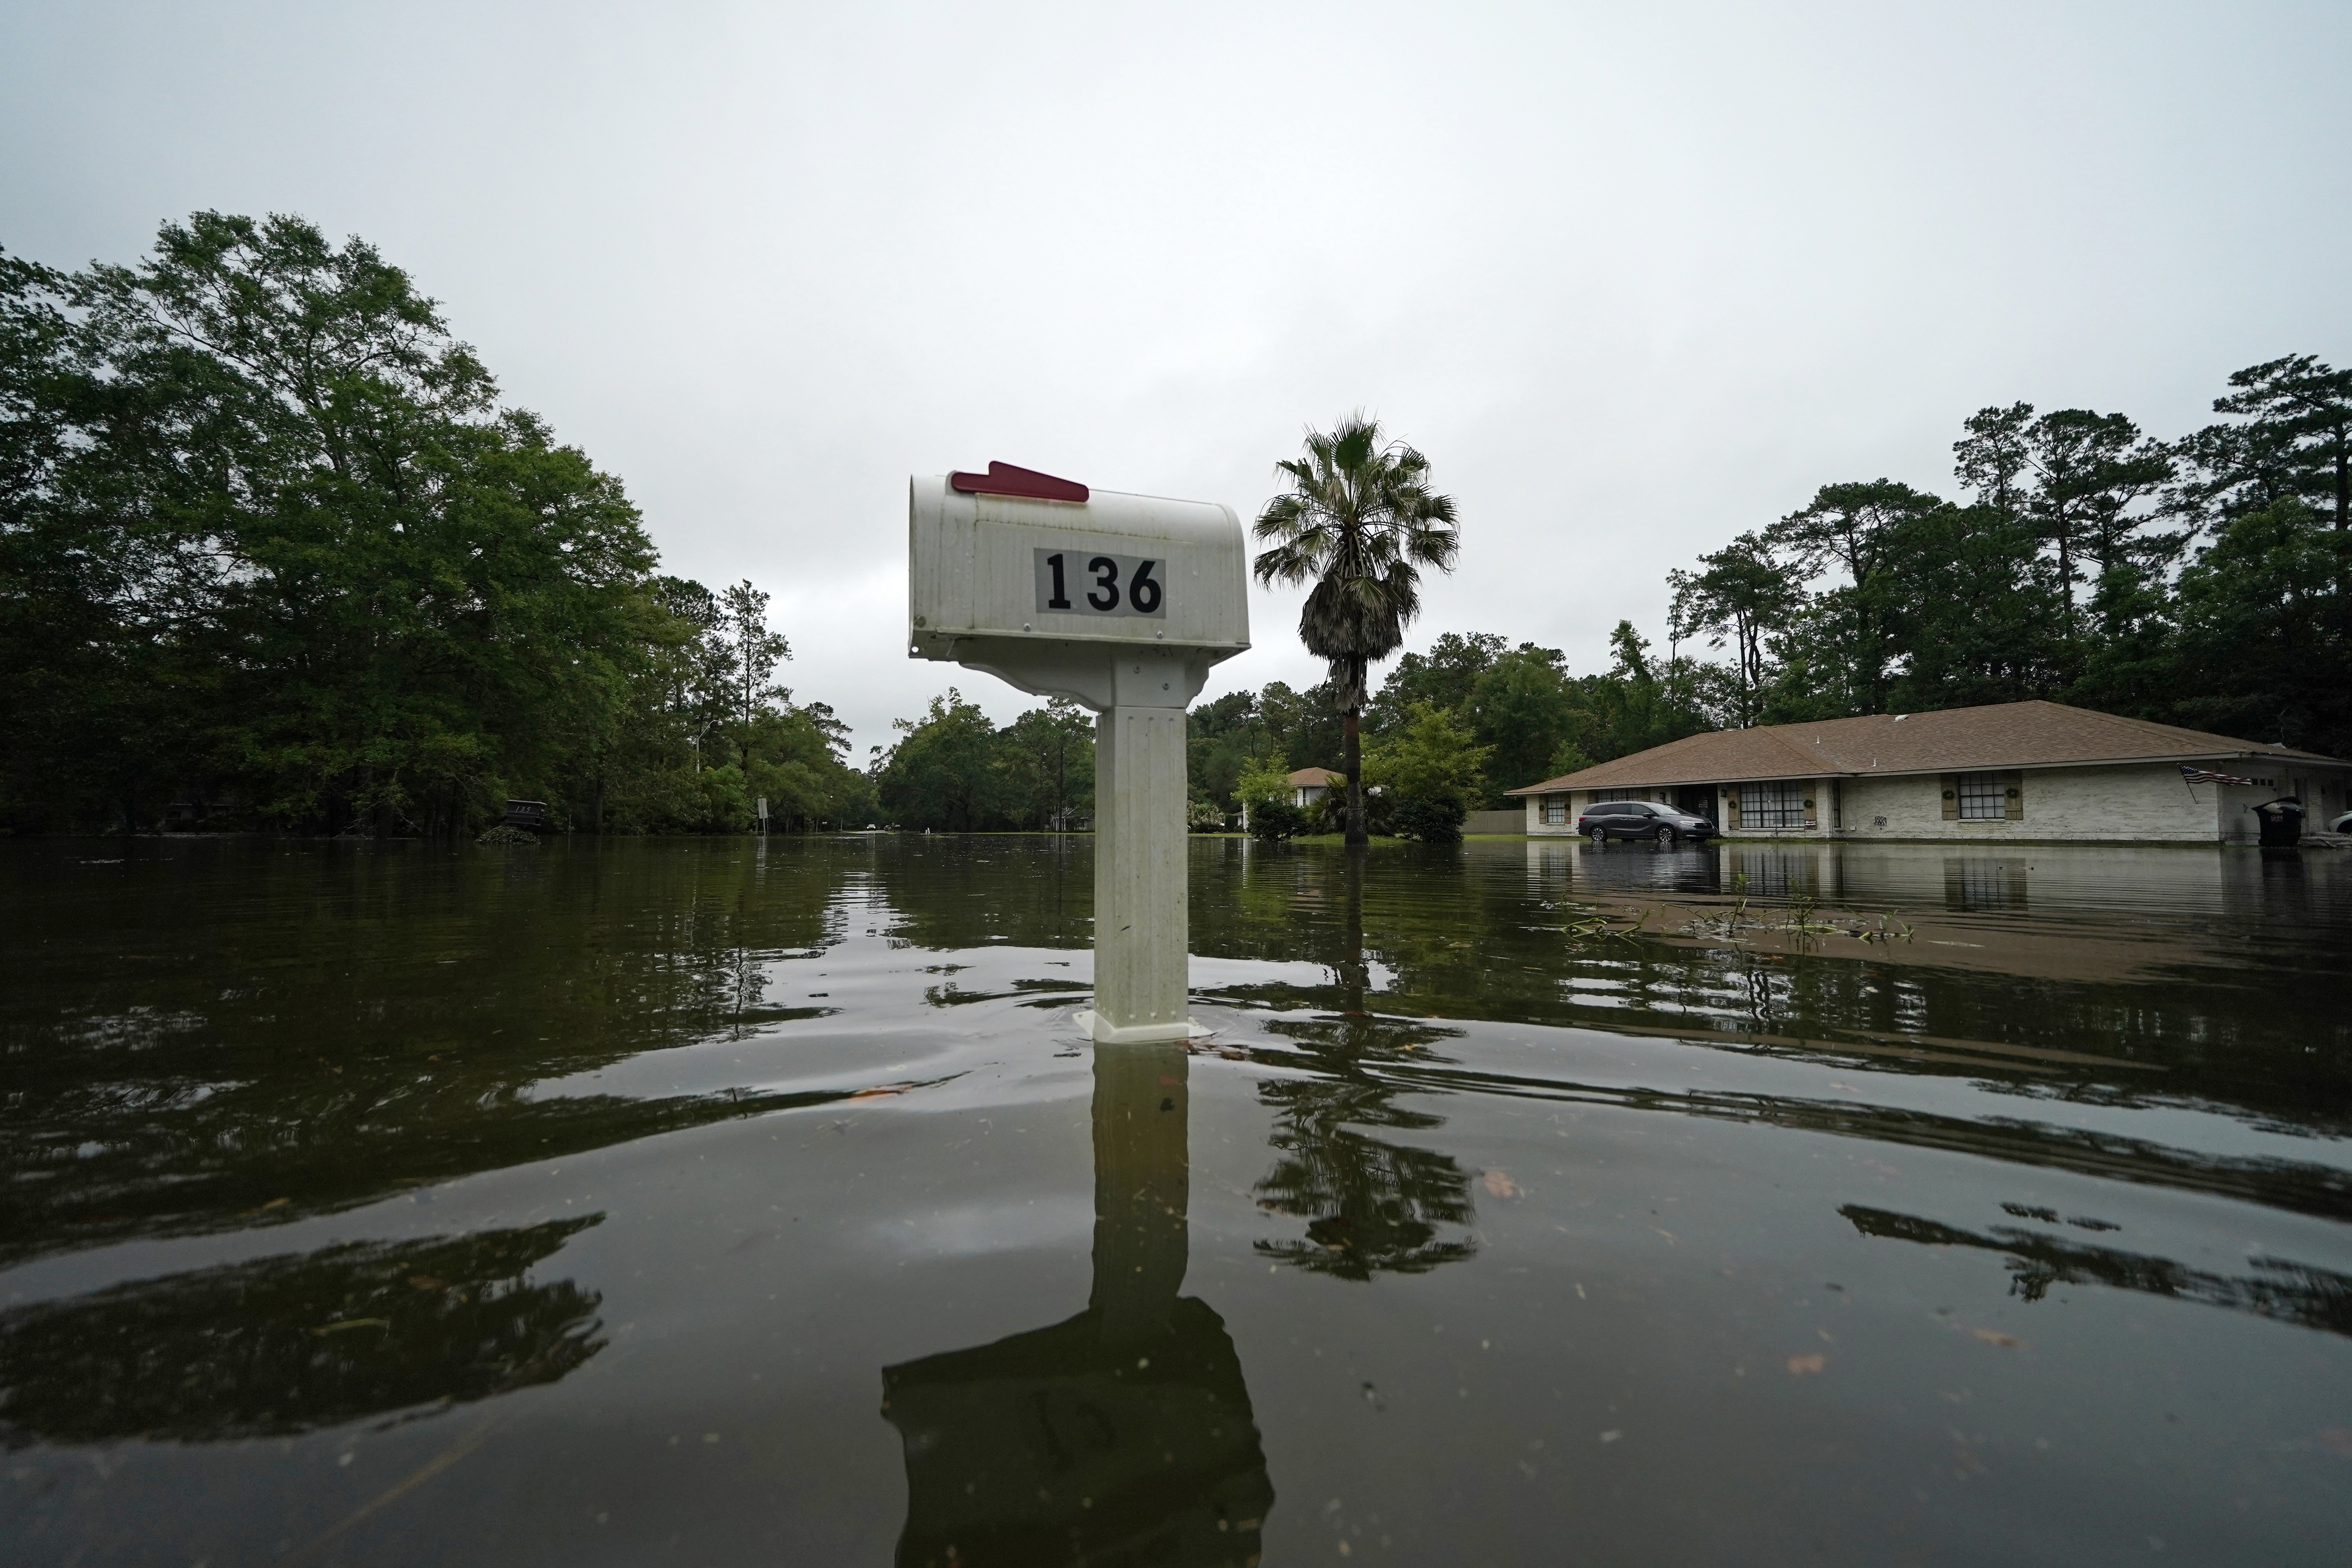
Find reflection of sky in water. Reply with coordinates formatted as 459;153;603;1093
872;1195;1095;1258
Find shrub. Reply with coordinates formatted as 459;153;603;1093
1306;786;1390;837
1392;794;1467;843
1249;799;1306;841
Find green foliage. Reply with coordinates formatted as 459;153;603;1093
1354;627;1705;799
1668;531;1803;728
1188;680;1345;811
870;691;1097;832
1365;633;1504;730
1248;797;1306;841
1466;645;1581;795
2164;499;2351;751
1254;413;1460;843
1390;795;1466;843
874;690;1005;831
1361;702;1488;820
0;213;868;835
998;698;1095;829
1650;353;2352;759
1304;786;1390;837
1545;738;1596;779
1234;751;1294;811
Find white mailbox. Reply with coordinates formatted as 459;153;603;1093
909;463;1250;709
907;463;1251;1044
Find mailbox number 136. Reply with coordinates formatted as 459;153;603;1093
1035;549;1166;619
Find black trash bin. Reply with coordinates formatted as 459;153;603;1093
2251;796;2305;848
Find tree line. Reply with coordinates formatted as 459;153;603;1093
0;212;874;835
1664;360;2352;756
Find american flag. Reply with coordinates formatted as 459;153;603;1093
2180;762;2257;787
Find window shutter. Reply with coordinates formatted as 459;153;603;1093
1941;774;1959;820
2005;771;2024;820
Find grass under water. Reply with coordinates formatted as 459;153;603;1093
3;834;2349;1564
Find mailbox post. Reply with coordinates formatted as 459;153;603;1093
909;463;1250;1042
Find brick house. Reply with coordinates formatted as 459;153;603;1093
1504;700;2348;843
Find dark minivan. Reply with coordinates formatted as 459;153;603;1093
1577;799;1715;844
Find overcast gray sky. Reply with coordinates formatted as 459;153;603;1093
5;2;2347;756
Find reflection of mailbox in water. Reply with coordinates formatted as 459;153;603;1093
906;463;1250;1042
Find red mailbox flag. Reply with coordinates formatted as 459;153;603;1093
947;461;1089;503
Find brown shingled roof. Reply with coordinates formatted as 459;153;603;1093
1504;700;2343;795
1287;767;1343;787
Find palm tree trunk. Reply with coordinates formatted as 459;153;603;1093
1343;709;1367;847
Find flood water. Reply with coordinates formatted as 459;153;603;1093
5;834;2350;1565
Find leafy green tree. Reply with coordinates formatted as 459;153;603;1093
873;689;1006;831
2164;499;2351;753
718;578;792;756
0;248;168;828
0;213;875;838
1365;632;1504;734
1187;689;1274;813
2210;356;2352;533
1258;679;1345;775
2182;356;2352;601
1765;479;1943;714
1234;752;1303;839
998;697;1094;828
1253;414;1461;846
647;576;732;772
1880;504;2064;711
1652;355;2352;759
1581;621;1711;757
1667;531;1801;728
62;214;657;832
1362;702;1488;841
2010;407;2174;643
1466;643;1581;795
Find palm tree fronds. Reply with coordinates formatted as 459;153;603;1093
1250;413;1464;833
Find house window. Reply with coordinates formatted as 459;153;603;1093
1542;797;1568;825
1956;772;2005;821
1737;781;1807;829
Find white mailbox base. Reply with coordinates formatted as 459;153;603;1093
1073;702;1203;1044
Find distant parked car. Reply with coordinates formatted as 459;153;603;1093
1577;800;1716;845
2333;809;2352;834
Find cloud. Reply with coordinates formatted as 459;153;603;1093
4;1;2344;746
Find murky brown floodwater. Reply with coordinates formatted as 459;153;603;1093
4;835;2349;1564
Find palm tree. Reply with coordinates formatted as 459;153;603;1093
1253;415;1460;846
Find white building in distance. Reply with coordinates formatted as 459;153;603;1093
1505;701;2347;844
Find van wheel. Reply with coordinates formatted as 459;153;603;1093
1655;825;1676;846
1589;827;1608;846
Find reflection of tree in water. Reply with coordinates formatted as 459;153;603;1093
1842;1204;2352;1338
1251;1016;1479;1281
1252;852;1481;1281
0;1218;603;1446
867;833;1093;953
3;840;855;1265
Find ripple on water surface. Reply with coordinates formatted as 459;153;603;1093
2;835;2349;1564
